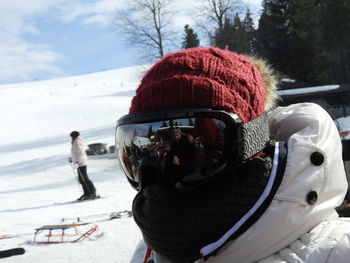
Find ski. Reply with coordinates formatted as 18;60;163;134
61;210;132;224
55;195;102;206
0;235;13;240
0;232;32;240
0;248;25;259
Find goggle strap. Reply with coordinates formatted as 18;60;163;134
240;113;270;161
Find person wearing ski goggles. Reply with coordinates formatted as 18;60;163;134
115;47;350;263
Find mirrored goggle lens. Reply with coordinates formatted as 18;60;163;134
116;117;228;189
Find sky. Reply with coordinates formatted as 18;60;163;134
0;0;262;85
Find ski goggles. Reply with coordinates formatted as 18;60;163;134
115;108;269;191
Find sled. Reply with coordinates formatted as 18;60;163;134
33;224;98;244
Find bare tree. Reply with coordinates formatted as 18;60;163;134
206;0;234;30
116;0;176;62
197;0;242;44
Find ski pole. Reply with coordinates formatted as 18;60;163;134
70;163;87;196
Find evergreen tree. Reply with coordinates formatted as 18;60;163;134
215;17;235;50
321;0;350;83
231;13;249;54
255;0;350;84
242;8;256;54
161;121;168;128
182;25;200;49
147;125;154;138
286;0;327;83
215;13;252;54
255;0;291;74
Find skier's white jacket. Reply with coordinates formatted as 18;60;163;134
130;103;350;263
71;137;88;166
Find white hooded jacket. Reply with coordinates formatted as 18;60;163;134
130;103;350;263
71;137;88;167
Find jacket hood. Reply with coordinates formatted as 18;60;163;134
204;103;347;263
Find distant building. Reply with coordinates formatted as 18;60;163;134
277;84;350;120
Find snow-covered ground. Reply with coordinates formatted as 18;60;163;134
0;65;150;262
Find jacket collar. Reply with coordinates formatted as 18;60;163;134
204;103;347;263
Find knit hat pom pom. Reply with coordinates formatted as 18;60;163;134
250;57;278;111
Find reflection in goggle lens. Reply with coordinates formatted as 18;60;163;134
116;117;227;189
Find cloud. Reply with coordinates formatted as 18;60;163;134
170;0;201;29
82;14;111;26
58;0;127;25
242;0;262;6
0;33;61;82
0;0;68;83
0;0;127;83
22;24;42;35
55;0;261;27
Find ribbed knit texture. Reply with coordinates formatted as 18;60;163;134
132;142;275;262
129;47;266;123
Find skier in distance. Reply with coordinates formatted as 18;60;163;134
70;131;97;201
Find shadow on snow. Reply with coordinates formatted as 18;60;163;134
0;126;115;154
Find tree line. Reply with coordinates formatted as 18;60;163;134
116;0;350;85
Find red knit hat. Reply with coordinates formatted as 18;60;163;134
129;47;277;123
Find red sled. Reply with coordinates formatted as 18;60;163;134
33;224;98;244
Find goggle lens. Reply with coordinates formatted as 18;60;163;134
116;117;228;190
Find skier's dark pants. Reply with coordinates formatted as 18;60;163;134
77;166;96;196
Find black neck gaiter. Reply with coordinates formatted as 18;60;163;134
133;153;273;263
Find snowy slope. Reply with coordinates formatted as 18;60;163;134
0;65;150;262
